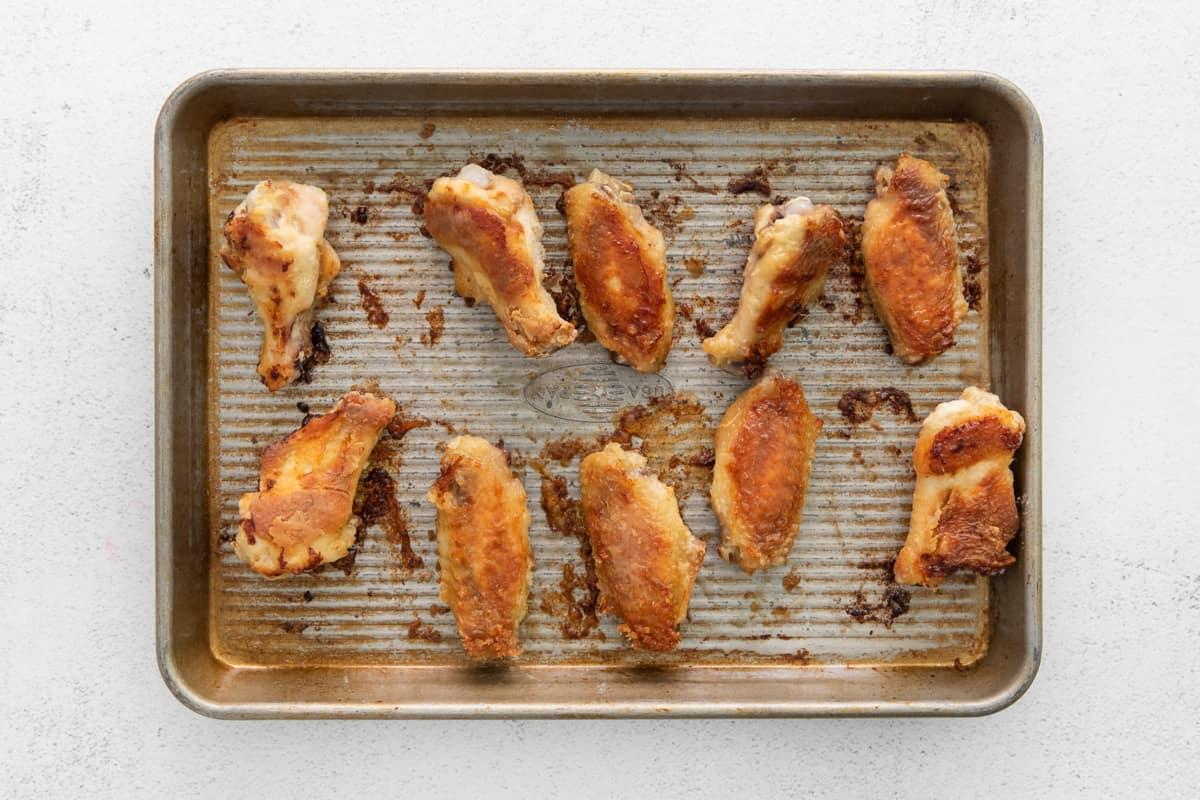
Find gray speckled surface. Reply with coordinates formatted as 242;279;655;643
2;1;1197;796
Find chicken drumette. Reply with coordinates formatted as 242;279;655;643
703;197;844;372
220;180;341;391
423;164;576;357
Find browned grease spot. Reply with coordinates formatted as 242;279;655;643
538;429;632;467
543;263;594;343
782;568;801;593
420;306;445;346
838;388;916;424
845;585;911;627
663;160;720;194
429;603;450;616
358;468;423;569
468;152;574;189
789;648;812;665
413;288;426;309
538;476;601;640
824;218;868;324
407;618;441;641
728;165;771;196
279;621;309;634
613;392;714;501
357;279;389;328
642;192;695;236
964;275;984;311
683;256;706;277
418;122;436;139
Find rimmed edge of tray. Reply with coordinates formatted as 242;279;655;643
155;69;1042;718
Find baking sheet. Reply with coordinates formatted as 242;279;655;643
206;114;992;670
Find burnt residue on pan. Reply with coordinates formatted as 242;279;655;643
420;306;445;346
642;191;695;237
543;263;594;343
662;159;720;194
727;165;772;196
357;278;389;329
407;617;442;641
203;112;1003;677
467;152;575;189
963;252;985;312
295;321;332;383
357;467;423;570
838;388;917;424
538;476;602;640
844;585;911;628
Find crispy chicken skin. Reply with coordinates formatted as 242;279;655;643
563;169;674;372
220;180;341;391
711;370;823;574
862;154;966;364
894;387;1025;587
702;197;844;371
578;443;706;652
428;436;533;659
233;392;396;578
423;164;576;357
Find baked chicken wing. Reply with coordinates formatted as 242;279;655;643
220;180;341;391
578;443;706;652
862;154;966;363
711;370;822;574
894;387;1025;588
702;197;844;371
424;164;576;357
428;436;533;659
563;169;673;372
233;391;396;578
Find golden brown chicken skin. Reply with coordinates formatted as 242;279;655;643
862;154;966;364
711;370;823;574
578;443;706;652
894;387;1025;588
423;164;576;357
233;392;396;578
428;436;533;659
703;197;844;372
564;169;674;372
220;180;341;391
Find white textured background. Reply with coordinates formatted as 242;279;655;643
2;1;1197;796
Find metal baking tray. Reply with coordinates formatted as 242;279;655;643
155;70;1041;717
